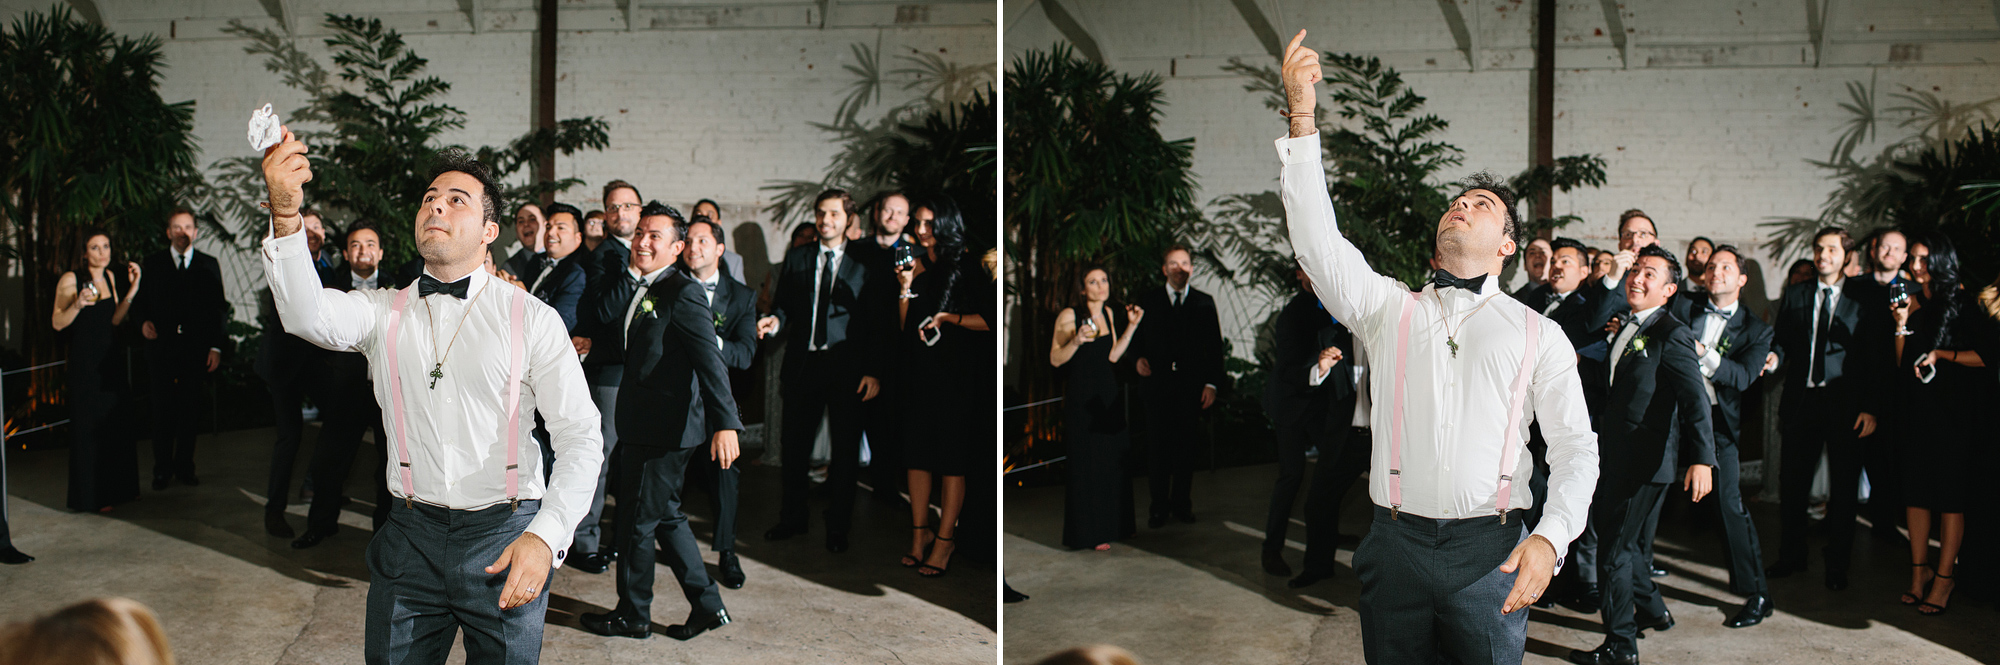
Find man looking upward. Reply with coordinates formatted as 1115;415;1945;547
1278;31;1600;665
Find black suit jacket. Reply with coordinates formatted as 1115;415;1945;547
502;246;541;286
767;242;884;380
1130;286;1225;388
1668;297;1775;449
1770;279;1884;413
530;252;588;332
1262;290;1353;430
253;264;338;387
697;272;760;372
616;271;743;449
1589;310;1718;496
574;263;643;385
588;238;631;296
134;249;227;353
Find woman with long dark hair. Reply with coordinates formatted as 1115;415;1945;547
49;229;143;513
892;194;990;577
1887;233;1991;615
1049;266;1143;551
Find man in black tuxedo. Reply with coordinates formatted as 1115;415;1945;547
1511;237;1552;300
1570;246;1716;665
1666;244;1777;627
527;203;590;332
1259;267;1359;586
134;207;227;490
579;207;741;641
682;214;759;588
255;212;333;537
291;222;393;549
1766;227;1883;591
501;202;545;282
845;192;913;506
1129;245;1224;527
1841;226;1910;540
755;189;886;553
566;180;646;574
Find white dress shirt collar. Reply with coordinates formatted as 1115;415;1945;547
170;244;195;268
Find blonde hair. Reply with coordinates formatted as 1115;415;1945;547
1034;645;1142;665
982;248;999;279
0;598;175;665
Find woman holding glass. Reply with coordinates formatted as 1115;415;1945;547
893;195;989;578
1049;267;1142;551
50;229;143;513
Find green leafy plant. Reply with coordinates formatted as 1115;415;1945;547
0;5;209;431
1762;75;2000;285
192;14;611;266
761;43;995;232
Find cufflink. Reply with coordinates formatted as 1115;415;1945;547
556;550;566;560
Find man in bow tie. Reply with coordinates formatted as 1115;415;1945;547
1278;31;1599;665
261;129;605;664
1667;244;1776;628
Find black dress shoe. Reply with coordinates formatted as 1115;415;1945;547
572;551;611;574
1725;595;1774;628
1825;569;1849;591
0;547;33;565
764;523;805;541
719;551;745;589
665;608;730;641
1567;644;1639;665
152;474;170;491
176;473;200;487
825;532;849;553
1287;570;1332;589
1635;610;1674;633
1147;513;1167;529
265;509;296;538
579;611;651;639
291;528;336;549
1765;560;1806;579
1174;511;1196;524
1261;549;1291;576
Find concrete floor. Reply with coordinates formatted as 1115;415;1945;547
0;425;993;664
1004;463;1998;665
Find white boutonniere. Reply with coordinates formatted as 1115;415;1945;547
1626;335;1650;358
638;295;657;317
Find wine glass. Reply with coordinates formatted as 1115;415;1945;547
893;244;918;298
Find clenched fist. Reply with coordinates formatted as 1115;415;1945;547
261;126;313;238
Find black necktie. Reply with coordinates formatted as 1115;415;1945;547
1810;287;1832;384
813;250;834;348
1172;289;1184;308
1431;269;1486;294
417;274;469;299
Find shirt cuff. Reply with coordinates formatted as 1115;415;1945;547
524;516;571;570
262;224;308;260
1528;524;1571;576
1699;349;1722;377
1275;132;1321;165
1308;363;1330;387
1203;383;1217;391
1601;274;1622;291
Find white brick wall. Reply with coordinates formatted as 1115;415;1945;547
4;9;993;335
1008;0;2000;363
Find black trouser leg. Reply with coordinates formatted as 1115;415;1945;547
821;385;866;535
614;445;722;623
265;379;306;508
1778;395;1864;571
306;388;380;535
777;380;825;530
1596;483;1665;652
1263;421;1310;551
1143;379;1199;517
1303;425;1366;576
1712;434;1768;595
1639;480;1668;572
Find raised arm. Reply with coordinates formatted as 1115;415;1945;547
1277;32;1404;334
261;127;381;351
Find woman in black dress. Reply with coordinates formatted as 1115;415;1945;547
894;195;989;577
50;229;143;513
1050;267;1143;551
1889;234;1991;615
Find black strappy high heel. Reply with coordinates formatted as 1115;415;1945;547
1919;571;1955;616
901;524;935;568
1901;562;1934;606
918;535;954;578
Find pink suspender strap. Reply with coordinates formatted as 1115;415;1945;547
1387;293;1415;519
502;288;527;511
1494;305;1540;523
386;287;418;508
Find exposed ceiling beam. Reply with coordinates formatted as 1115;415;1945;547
1005;0;1040;32
1818;0;1836;68
1227;0;1283;60
1436;0;1475;70
1041;0;1109;65
465;0;483;33
259;0;299;36
66;0;110;29
1468;0;1482;71
627;0;639;31
821;0;835;28
1599;0;1629;68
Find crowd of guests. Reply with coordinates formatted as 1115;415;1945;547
1049;211;1998;664
21;181;995;638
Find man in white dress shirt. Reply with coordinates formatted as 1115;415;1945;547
262;129;604;664
1278;32;1600;664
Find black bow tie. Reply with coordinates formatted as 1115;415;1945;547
702;280;717;292
1431;269;1486;294
627;273;650;289
1704;304;1733;318
417;274;470;299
